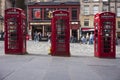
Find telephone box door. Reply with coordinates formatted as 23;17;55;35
51;10;70;56
5;16;19;53
94;12;116;58
4;8;26;54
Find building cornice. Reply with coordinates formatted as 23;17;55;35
26;1;80;6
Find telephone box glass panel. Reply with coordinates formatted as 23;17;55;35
102;21;113;53
56;19;66;43
7;18;18;49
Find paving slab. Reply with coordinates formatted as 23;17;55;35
0;41;120;80
0;55;120;80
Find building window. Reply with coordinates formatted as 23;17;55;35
84;19;89;27
117;0;120;2
28;0;32;2
32;8;42;20
72;8;77;20
28;0;37;2
117;8;120;17
102;6;108;12
83;0;89;2
111;7;115;13
44;8;55;20
84;5;89;15
102;0;107;1
93;5;99;15
93;0;99;1
118;21;120;28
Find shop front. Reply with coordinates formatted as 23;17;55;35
29;22;51;41
80;28;94;37
70;21;80;42
27;2;80;41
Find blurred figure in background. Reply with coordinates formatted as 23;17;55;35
89;32;94;44
34;31;39;42
81;35;86;44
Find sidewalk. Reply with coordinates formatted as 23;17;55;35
0;41;120;80
26;41;120;57
0;55;120;80
1;41;120;57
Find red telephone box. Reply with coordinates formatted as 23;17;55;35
51;10;70;56
4;8;26;54
94;12;116;58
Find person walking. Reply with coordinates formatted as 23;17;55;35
34;31;39;42
38;32;42;41
48;33;51;43
86;33;89;44
89;32;94;44
81;36;86;44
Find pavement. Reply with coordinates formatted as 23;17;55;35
0;41;120;80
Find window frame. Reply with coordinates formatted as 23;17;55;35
71;8;78;20
32;8;42;20
93;5;99;15
117;8;120;17
44;8;55;20
84;19;89;27
84;5;90;15
118;21;120;28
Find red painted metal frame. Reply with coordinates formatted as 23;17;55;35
51;10;70;56
94;12;116;58
4;8;26;54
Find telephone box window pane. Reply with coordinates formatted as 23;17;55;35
22;20;26;34
103;21;112;53
7;18;18;49
22;19;26;48
103;37;111;53
56;19;66;43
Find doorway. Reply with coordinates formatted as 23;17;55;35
72;30;77;42
32;26;42;40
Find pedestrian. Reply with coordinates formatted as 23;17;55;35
89;32;94;44
70;35;74;43
86;33;89;44
116;37;118;45
118;38;120;45
81;36;86;44
48;33;51;43
38;32;42;41
34;31;39;42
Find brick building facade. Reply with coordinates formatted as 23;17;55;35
26;1;80;41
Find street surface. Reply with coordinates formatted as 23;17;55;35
27;41;120;57
1;41;120;57
0;41;120;57
0;41;120;80
27;41;95;56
